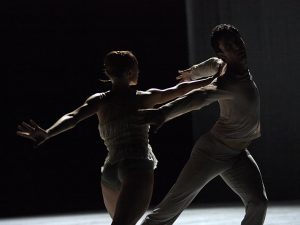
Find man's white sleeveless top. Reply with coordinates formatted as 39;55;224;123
191;58;261;145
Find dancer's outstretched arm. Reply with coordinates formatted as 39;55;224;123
141;75;216;108
137;86;233;132
159;86;232;122
16;93;104;146
176;57;226;82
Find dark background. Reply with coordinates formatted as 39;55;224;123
3;0;300;218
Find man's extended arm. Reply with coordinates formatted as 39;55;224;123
158;86;233;122
177;57;225;82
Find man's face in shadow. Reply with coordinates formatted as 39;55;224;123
216;35;247;65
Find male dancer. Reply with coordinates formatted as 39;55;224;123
140;24;268;225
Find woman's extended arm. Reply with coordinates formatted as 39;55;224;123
142;76;216;108
141;57;226;108
17;93;103;146
136;86;234;132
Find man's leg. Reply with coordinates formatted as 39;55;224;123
221;150;268;225
142;149;231;225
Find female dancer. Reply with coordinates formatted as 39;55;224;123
16;50;222;225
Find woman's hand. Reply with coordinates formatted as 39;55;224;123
16;120;49;147
176;68;193;82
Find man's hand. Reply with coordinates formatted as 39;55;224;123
136;108;166;133
16;120;49;147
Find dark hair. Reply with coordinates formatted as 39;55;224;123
104;51;138;79
210;24;241;52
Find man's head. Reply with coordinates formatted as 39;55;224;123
210;24;247;64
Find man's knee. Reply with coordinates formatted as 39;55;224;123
256;197;268;210
247;194;268;212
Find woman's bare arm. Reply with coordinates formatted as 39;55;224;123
17;93;104;146
141;75;218;108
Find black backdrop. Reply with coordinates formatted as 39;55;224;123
3;0;300;218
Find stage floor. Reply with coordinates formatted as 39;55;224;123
0;202;299;225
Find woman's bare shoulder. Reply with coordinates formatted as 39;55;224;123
86;91;110;103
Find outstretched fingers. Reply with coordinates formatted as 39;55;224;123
21;121;35;132
176;74;183;80
16;121;37;141
29;119;39;129
176;69;192;82
16;130;36;141
16;120;47;147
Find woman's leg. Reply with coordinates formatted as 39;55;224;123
112;168;154;225
101;182;120;218
101;162;122;218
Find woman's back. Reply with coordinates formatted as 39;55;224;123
97;89;157;166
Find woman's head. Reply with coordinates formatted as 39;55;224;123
104;50;139;85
